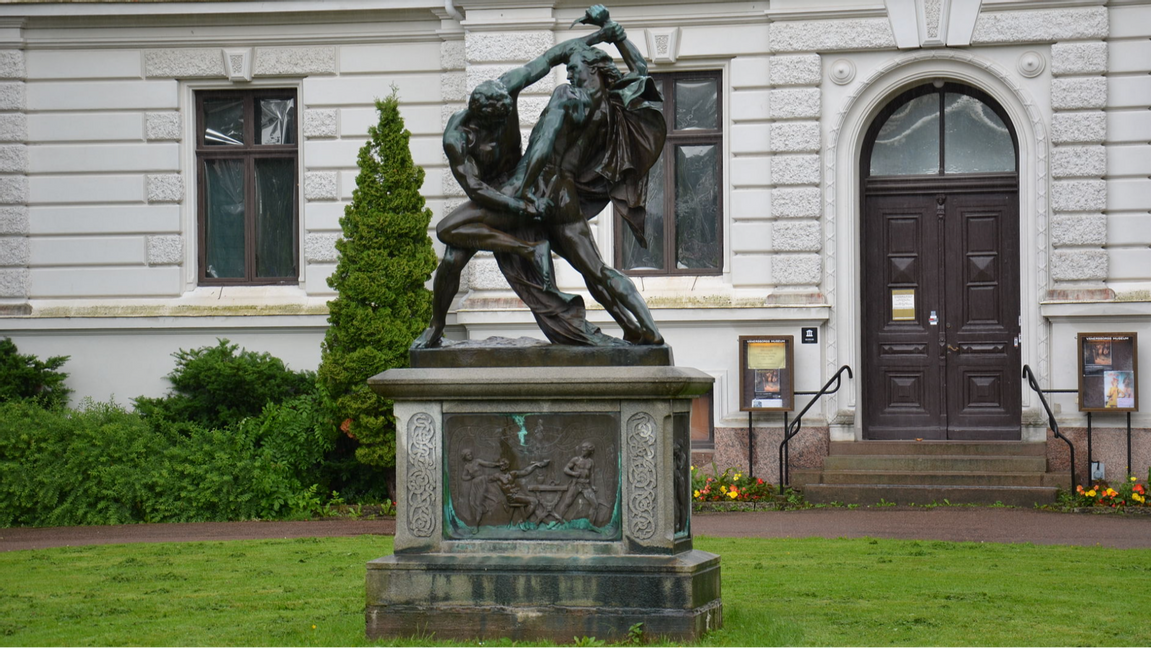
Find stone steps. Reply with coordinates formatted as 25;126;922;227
800;483;1061;507
826;440;1046;456
794;440;1066;506
822;454;1047;473
795;469;1062;487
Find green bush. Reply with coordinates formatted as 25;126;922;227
0;397;336;527
134;339;315;430
0;338;71;409
319;91;436;472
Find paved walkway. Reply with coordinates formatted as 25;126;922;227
2;508;1150;552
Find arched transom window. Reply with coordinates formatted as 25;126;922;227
866;83;1017;177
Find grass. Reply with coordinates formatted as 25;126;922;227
2;535;1150;646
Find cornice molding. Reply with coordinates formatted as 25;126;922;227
21;32;445;50
980;0;1106;10
17;10;443;49
0;0;443;18
766;7;888;21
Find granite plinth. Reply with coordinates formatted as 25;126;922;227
365;551;722;642
410;337;673;368
365;363;721;641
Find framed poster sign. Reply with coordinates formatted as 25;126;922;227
739;335;794;412
1078;332;1138;412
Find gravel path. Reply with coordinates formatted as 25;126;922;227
3;508;1150;552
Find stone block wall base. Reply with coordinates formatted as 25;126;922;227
365;551;723;642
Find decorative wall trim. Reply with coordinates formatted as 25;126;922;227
625;412;657;541
644;27;680;64
829;59;856;85
406;412;437;538
1017;51;1045;78
221;48;252;82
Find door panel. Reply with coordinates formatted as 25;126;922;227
943;191;1020;439
862;194;945;439
863;183;1020;440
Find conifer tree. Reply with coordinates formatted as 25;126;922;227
319;91;436;471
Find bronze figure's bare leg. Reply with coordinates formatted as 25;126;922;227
545;190;663;345
436;201;553;289
415;245;475;349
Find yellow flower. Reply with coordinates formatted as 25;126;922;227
1133;493;1145;503
694;489;700;498
1131;476;1138;482
727;490;739;499
1106;488;1118;497
1086;489;1097;497
734;473;742;481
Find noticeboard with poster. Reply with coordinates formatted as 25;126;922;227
739;335;794;412
1078;332;1138;413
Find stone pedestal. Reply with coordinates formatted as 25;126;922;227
365;360;721;642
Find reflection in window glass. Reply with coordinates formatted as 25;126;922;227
943;93;1015;173
690;390;714;447
622;149;666;271
675;145;719;269
675;79;718;130
204;98;244;146
205;159;245;278
870;94;940;176
255;158;296;278
258;98;296;146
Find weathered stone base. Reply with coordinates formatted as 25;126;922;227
365;550;722;642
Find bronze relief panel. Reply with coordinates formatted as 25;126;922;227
443;412;621;540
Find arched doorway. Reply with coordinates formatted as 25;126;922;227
860;82;1021;440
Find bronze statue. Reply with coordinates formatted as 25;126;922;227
416;5;665;349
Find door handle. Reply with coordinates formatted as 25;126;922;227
947;344;960;353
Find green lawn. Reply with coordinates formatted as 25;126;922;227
2;534;1148;646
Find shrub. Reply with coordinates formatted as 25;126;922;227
0;338;71;409
319;90;436;472
0;397;336;527
0;400;161;526
134;339;315;430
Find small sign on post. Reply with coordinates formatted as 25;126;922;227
739;335;794;412
1078;332;1138;412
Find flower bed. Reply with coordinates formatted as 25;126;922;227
691;465;775;502
1069;474;1149;510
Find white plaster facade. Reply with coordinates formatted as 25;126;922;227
0;0;1148;474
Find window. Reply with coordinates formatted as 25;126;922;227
196;89;299;285
616;71;723;275
690;390;714;449
866;83;1017;178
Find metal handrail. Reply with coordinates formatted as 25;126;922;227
1022;364;1076;490
778;364;853;490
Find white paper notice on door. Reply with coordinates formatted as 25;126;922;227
891;289;915;321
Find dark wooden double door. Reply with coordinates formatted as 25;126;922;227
862;177;1021;440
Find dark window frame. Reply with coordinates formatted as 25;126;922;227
614;69;724;277
195;88;300;286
